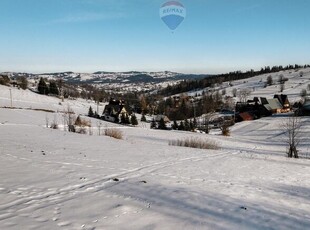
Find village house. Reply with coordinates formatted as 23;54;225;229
102;99;129;123
274;94;290;113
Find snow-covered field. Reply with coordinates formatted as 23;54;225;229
0;73;310;229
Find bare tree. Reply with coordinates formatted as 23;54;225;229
280;83;285;93
63;105;75;132
267;75;273;86
97;121;102;136
300;89;307;98
232;88;237;97
278;74;285;84
282;115;301;158
202;112;216;134
237;89;251;103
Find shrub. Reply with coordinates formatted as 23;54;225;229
104;128;123;140
50;123;58;129
169;138;219;150
75;116;91;127
76;127;87;134
221;125;231;136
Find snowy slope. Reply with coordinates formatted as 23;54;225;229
0;84;310;229
186;68;310;103
0;85;106;116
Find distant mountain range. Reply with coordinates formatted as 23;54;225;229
4;71;209;85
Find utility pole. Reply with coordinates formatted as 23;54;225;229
9;88;13;108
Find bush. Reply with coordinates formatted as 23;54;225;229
169;138;219;150
104;128;123;140
50;123;58;129
221;125;230;136
76;127;87;134
75;116;91;127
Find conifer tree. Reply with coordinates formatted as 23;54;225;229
49;81;59;95
88;106;94;117
150;119;157;129
158;118;167;130
172;120;178;130
38;77;49;95
184;119;190;131
178;121;185;130
131;114;138;126
121;113;130;124
19;76;28;90
141;113;147;122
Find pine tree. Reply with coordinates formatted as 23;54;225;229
184;119;190;131
88;106;94;117
150;119;157;129
158;118;167;130
121;113;130;124
178;121;185;130
172;120;178;130
49;81;59;95
131;114;138;126
189;120;194;131
19;76;28;90
38;77;49;95
141;113;146;122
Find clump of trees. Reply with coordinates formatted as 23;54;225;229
0;75;10;86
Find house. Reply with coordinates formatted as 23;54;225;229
274;94;290;112
102;99;129;122
264;98;283;114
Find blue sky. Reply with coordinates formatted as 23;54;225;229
0;0;310;74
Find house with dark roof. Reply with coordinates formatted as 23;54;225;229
274;94;290;112
102;99;129;122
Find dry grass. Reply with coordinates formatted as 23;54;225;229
104;128;123;140
50;122;58;129
169;138;220;150
75;116;91;127
76;127;87;134
222;127;230;136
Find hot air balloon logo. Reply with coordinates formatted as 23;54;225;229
160;1;186;31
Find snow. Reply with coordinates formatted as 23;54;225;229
0;77;310;229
